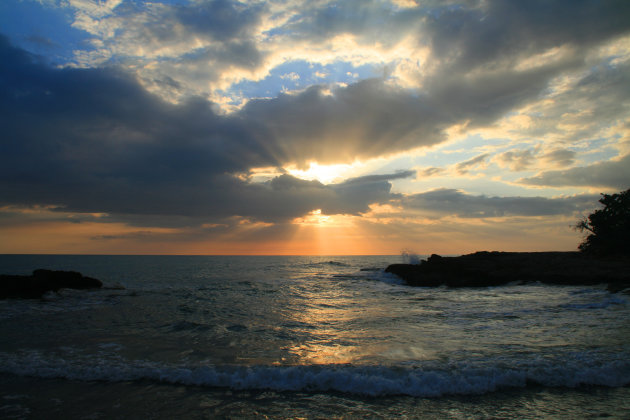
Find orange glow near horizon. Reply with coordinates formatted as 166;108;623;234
0;206;585;256
289;211;363;255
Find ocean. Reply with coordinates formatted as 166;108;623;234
1;254;629;419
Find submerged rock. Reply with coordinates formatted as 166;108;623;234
385;251;630;290
0;269;103;299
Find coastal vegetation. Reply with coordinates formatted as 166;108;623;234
576;188;630;256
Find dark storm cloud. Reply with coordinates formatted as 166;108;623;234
325;171;415;214
237;0;630;168
117;0;264;44
178;39;265;76
428;63;572;128
520;154;630;189
413;0;630;132
0;36;271;220
236;171;413;222
280;0;630;88
403;189;597;219
0;37;277;182
240;80;445;165
174;0;264;42
167;0;267;69
0;39;413;225
0;205;102;228
2;0;630;229
139;0;630;138
106;171;413;228
425;0;630;73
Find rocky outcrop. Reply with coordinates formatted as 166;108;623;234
385;251;630;291
0;269;103;299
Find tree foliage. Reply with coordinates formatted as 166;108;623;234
576;188;630;256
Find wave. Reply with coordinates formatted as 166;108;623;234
369;270;406;285
560;295;628;310
316;261;350;267
330;269;406;285
1;351;628;397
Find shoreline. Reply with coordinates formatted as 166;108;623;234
385;251;630;292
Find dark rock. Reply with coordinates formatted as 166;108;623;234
385;251;630;290
0;269;103;299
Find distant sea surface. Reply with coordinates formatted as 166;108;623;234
1;254;630;419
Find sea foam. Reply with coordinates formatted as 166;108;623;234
1;350;629;397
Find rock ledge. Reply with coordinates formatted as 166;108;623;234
385;251;630;292
0;269;103;299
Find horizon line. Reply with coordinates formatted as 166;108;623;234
0;253;406;257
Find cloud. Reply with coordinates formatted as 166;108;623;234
495;150;536;172
403;0;630;143
47;0;630;115
418;167;444;178
280;72;300;81
335;170;416;185
233;171;414;222
493;148;577;173
356;209;588;254
455;154;489;175
3;0;630;238
91;231;154;241
424;0;630;75
520;154;630;189
57;0;269;97
239;60;572;168
0;38;310;223
24;35;57;48
275;0;419;45
19;0;630;146
0;39;415;226
173;0;264;42
402;189;598;219
240;79;447;165
541;149;576;167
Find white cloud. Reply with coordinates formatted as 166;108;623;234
280;72;300;80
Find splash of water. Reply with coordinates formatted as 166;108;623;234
401;250;422;265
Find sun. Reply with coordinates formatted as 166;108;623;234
287;162;357;184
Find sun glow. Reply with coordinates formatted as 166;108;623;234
293;209;331;225
287;162;360;184
287;211;372;254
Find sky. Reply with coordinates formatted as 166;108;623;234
1;0;629;255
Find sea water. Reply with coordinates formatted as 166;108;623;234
0;254;629;419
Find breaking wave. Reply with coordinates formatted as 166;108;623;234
2;350;628;397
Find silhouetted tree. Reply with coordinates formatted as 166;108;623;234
576;188;630;256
